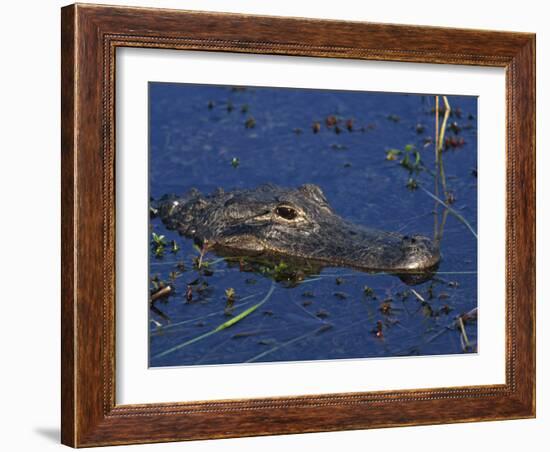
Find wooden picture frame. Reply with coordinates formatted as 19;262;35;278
61;3;535;447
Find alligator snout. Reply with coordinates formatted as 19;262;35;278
400;235;440;271
318;219;440;274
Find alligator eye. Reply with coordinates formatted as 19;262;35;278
275;205;298;220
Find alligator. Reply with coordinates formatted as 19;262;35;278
153;184;440;283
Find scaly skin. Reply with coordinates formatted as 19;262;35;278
154;183;440;275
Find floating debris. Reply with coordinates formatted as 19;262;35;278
170;239;179;253
445;191;456;204
373;320;384;338
449;121;461;134
231;157;240;168
406;178;418;190
444;136;465;149
151;285;172;303
379;300;393;315
363;286;375;298
225;287;236;303
325;115;338;127
386;149;401;161
316;309;330;319
244;117;256;128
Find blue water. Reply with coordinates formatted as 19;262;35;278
148;82;478;367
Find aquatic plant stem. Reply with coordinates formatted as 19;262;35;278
437;96;451;198
436;208;450;245
433;95;452;242
457;316;471;350
152;284;275;360
434;96;440;240
150;285;172;303
435;96;440;199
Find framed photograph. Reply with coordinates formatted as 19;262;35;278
61;3;535;447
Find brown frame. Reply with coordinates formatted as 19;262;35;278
61;3;536;447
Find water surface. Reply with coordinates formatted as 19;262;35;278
148;83;478;367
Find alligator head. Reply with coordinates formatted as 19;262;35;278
154;184;440;282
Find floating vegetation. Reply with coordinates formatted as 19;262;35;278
373;320;384;338
244;116;256;128
185;284;193;302
325;115;337;127
316;309;329;319
225;287;236;303
380;299;393;314
445;136;466;149
170;239;179;253
363;286;375;298
151;232;167;258
231;157;240;168
406;178;418;191
152;284;276;360
386;144;422;174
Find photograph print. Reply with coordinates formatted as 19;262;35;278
148;82;478;368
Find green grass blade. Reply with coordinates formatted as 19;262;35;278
152;284;275;361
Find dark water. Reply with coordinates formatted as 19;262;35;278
148;82;478;367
